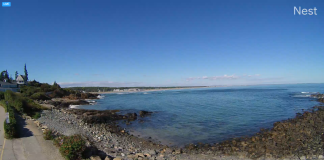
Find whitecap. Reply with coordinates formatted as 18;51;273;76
69;105;80;108
97;95;105;99
292;95;311;98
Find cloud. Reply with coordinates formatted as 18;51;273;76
75;73;80;76
58;81;143;87
186;75;239;81
186;74;262;81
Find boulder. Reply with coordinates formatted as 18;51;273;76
90;156;101;160
139;111;152;117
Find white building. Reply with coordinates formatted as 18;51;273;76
16;75;27;85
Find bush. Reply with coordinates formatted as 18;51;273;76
4;90;45;115
54;135;86;160
3;105;17;139
33;112;41;119
43;129;54;140
30;92;50;100
0;91;4;100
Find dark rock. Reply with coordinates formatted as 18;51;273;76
139;111;153;117
126;113;137;120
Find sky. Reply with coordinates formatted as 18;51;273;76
1;0;323;87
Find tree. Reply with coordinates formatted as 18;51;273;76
53;81;61;89
15;71;18;80
24;64;28;82
5;70;9;80
0;70;9;81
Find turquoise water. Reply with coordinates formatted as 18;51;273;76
77;84;324;146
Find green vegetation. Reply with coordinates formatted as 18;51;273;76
33;112;41;119
24;63;28;82
43;129;54;140
15;71;18;80
2;90;45;115
0;70;10;82
3;103;17;139
54;135;86;160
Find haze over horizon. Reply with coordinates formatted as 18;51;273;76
1;0;323;87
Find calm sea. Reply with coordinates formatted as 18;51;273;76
77;84;324;146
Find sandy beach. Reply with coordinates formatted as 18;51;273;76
89;86;210;94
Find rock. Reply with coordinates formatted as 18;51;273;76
136;153;145;157
90;156;101;160
126;113;137;120
139;111;152;117
164;148;173;154
105;156;112;160
113;157;122;160
121;153;125;157
34;121;40;127
127;154;137;159
144;153;151;157
147;150;157;155
319;155;324;159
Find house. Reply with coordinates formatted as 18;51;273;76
0;80;19;92
113;89;120;92
16;75;27;85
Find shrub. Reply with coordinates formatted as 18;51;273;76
30;92;50;100
33;112;41;119
0;91;4;100
54;135;86;160
43;129;54;140
4;90;46;115
3;105;17;139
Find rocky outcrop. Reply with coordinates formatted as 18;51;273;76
139;110;152;117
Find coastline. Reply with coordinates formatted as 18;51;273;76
34;92;324;160
89;86;211;94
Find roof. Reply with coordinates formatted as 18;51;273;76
16;75;25;81
0;81;18;85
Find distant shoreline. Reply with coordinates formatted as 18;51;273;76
89;86;210;94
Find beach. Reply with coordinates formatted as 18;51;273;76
89;86;210;94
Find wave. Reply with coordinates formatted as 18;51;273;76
292;95;311;98
97;95;105;99
69;105;80;108
301;92;317;94
143;92;150;94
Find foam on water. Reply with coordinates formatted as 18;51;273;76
69;105;80;109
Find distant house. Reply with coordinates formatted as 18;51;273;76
0;80;19;92
16;75;27;85
113;89;120;92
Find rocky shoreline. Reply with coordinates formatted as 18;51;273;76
33;93;324;160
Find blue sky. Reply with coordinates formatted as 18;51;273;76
1;0;323;87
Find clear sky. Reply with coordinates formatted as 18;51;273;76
1;0;323;87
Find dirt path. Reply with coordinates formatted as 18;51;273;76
0;106;64;160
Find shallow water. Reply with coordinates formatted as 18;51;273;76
77;84;324;146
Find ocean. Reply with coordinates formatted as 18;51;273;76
76;83;324;147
